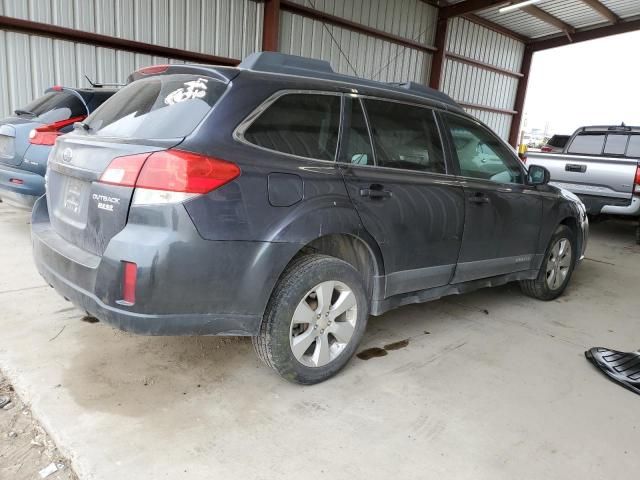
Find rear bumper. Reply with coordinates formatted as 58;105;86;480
31;196;299;336
601;195;640;216
0;163;44;209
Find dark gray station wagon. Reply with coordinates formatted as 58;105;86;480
32;53;588;384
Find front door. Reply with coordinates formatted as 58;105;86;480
339;97;465;297
440;112;543;283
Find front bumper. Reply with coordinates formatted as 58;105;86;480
31;196;299;336
0;163;44;209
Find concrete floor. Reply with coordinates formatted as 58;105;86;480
0;201;638;479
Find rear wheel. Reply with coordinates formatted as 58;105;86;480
253;254;368;384
520;225;576;301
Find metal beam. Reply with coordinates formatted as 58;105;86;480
280;0;437;53
428;17;448;89
0;15;240;66
445;51;524;78
579;0;620;24
441;0;508;19
463;13;530;42
529;17;640;51
262;0;281;51
508;46;533;147
522;5;575;35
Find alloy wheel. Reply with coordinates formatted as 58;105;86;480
289;280;358;368
546;238;573;290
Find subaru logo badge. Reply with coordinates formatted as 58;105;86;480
62;148;73;163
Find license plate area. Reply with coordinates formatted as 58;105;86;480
63;177;86;215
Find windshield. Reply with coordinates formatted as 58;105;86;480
84;74;227;139
17;91;87;123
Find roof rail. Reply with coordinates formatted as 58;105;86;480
238;51;460;109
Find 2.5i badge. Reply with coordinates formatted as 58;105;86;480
93;193;120;212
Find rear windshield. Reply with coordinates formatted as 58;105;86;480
84;74;226;139
546;135;569;148
17;91;87;123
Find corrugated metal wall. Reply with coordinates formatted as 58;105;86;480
279;0;437;83
0;0;525;141
441;17;525;140
0;0;263;117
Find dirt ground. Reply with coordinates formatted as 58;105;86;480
0;374;77;480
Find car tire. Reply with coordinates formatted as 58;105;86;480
253;254;369;384
520;225;576;301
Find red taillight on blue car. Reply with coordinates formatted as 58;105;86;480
99;149;240;205
29;115;87;146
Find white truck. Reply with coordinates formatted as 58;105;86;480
526;124;640;243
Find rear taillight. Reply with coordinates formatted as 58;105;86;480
99;149;240;205
120;261;137;305
29;115;86;146
634;166;640;194
541;146;552;152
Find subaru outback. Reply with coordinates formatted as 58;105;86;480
32;53;588;384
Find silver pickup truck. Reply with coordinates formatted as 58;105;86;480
526;125;640;243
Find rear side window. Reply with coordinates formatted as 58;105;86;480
363;99;445;173
85;75;226;139
603;134;629;155
568;134;605;155
627;136;640;158
340;98;374;166
17;91;87;123
243;93;340;161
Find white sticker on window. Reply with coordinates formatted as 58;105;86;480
164;78;209;105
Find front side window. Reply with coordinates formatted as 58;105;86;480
603;134;629;155
568;134;605;155
363;99;445;173
243;93;340;161
444;114;523;184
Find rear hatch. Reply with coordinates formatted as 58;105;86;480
46;71;229;256
1;89;89;167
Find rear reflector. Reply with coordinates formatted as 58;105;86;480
29;115;86;146
121;261;137;305
137;65;169;75
99;149;240;204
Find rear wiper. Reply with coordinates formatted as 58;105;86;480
14;109;36;117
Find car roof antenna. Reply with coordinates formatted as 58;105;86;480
84;74;125;88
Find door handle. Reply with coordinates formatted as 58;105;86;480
360;185;392;199
565;163;587;173
468;192;490;204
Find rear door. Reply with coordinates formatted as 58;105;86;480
46;73;228;255
440;112;543;283
339;97;465;297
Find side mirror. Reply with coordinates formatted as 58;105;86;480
527;164;550;186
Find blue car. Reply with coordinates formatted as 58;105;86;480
0;86;116;208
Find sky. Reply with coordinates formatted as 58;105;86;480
522;30;640;136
